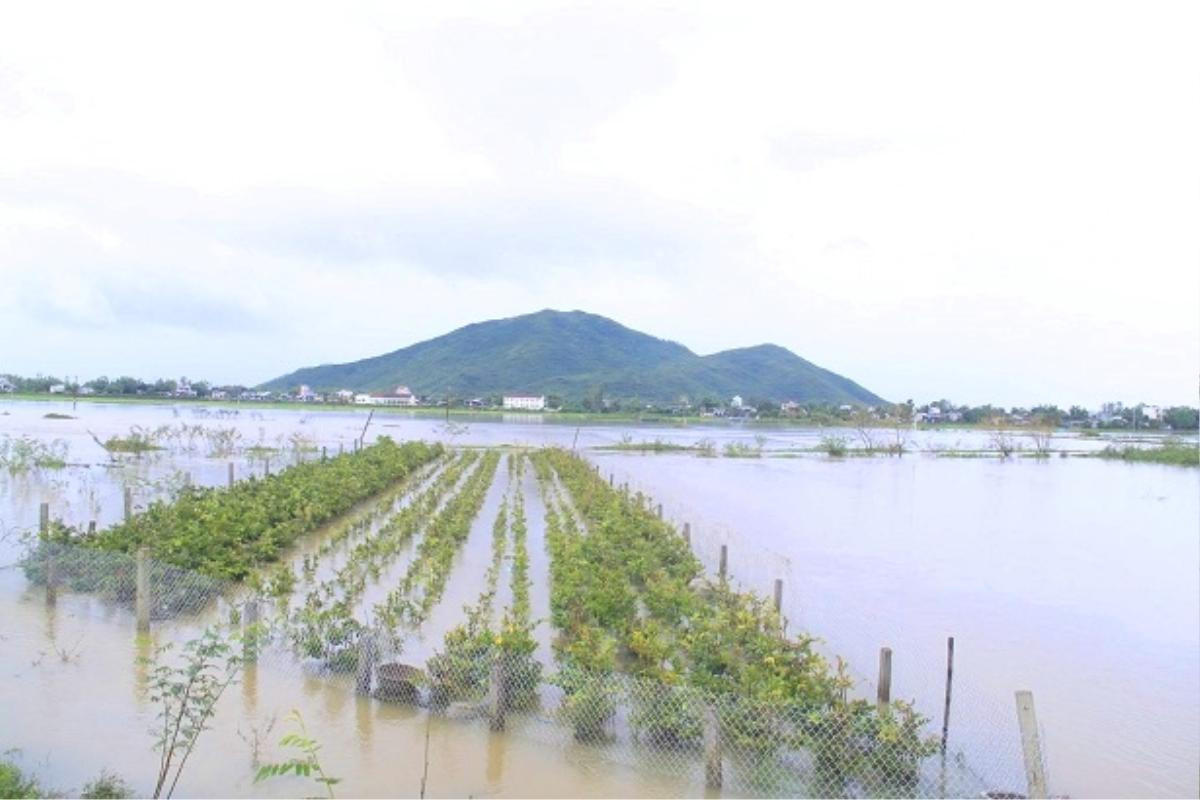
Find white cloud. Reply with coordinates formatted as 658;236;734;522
0;0;1196;406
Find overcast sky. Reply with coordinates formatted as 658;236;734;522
1;1;1196;407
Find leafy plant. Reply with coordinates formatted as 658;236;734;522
819;435;848;457
255;710;339;798
0;760;42;799
80;770;133;799
44;439;444;581
147;628;243;798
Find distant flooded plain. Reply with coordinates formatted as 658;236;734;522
0;399;1196;797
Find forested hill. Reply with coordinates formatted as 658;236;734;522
261;309;884;406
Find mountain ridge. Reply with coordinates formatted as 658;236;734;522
260;309;884;406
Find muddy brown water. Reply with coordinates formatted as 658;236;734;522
0;399;1196;797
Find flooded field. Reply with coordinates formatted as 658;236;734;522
1;399;1197;798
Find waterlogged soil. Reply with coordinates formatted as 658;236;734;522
0;399;1197;797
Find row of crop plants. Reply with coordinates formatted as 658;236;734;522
373;450;502;631
285;451;482;668
23;439;445;615
530;447;938;795
426;454;542;710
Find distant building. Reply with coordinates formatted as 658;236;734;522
174;378;197;398
780;400;803;416
210;389;228;400
0;378;13;393
334;389;355;403
296;384;317;402
49;383;66;394
78;386;96;396
730;395;744;409
354;385;419;407
503;394;546;411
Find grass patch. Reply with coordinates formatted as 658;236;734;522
0;435;68;471
722;441;763;458
1094;439;1198;466
597;439;695;453
102;435;162;453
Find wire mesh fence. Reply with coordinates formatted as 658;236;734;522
0;445;1055;799
2;539;1046;799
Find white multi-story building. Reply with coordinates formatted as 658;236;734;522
354;385;420;407
503;394;546;411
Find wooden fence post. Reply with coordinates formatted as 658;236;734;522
322;446;327;462
703;703;723;789
355;629;377;696
87;520;96;535
228;462;235;488
243;599;260;663
877;647;892;711
656;503;663;519
773;578;783;613
1015;690;1048;799
40;502;56;605
718;544;728;580
135;547;150;633
124;488;133;522
265;458;271;476
682;522;691;547
941;637;955;754
487;651;508;732
609;473;614;487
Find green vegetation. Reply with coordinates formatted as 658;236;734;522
598;438;696;453
722;440;764;458
31;439;443;581
148;628;243;798
0;435;68;472
819;435;848;457
531;448;938;788
255;711;339;798
79;771;132;799
0;760;42;799
102;433;163;453
375;451;501;629
260;309;882;406
1095;439;1198;466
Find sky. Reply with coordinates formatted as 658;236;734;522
0;1;1197;408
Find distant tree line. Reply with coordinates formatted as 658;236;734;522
0;373;249;398
1;372;1196;430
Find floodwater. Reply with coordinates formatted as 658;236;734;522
0;399;1197;797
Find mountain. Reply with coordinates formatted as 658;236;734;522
260;309;884;406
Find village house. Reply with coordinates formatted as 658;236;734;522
355;385;420;407
0;377;15;393
48;383;66;394
503;394;546;411
334;389;355;403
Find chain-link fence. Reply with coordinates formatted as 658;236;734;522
0;448;1050;799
